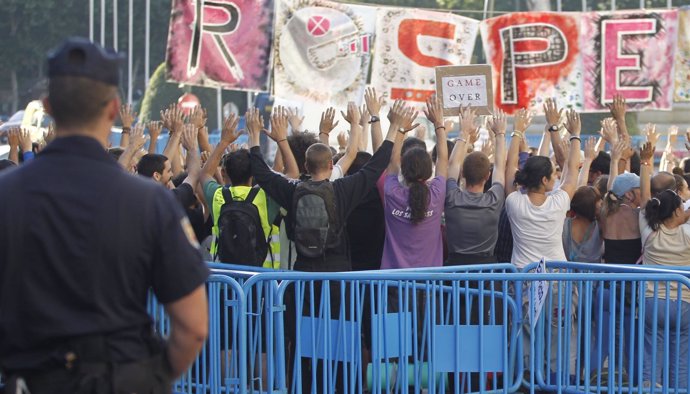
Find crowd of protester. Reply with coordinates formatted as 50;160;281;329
2;87;690;388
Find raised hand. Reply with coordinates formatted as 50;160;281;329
486;109;507;138
564;109;581;136
189;106;207;129
611;139;629;161
481;138;494;157
128;123;148;151
337;131;348;151
181;124;199;151
644;123;659;147
414;124;427;141
340;102;360;126
200;151;211;167
266;107;289;142
45;123;56;144
584;137;596;161
8;127;19;148
221;113;241;145
640;141;654;163
423;95;445;128
608;94;626;121
358;104;370;127
364;87;384;116
18;128;33;153
458;105;478;140
286;107;304;131
668;125;679;145
160;104;185;133
514;108;532;133
599;117;618;144
543;98;562;127
319;107;339;135
388;100;419;132
119;104;137;128
148;121;162;140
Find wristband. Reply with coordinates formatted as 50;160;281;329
369;115;380;124
456;137;467;144
121;126;131;134
435;126;446;131
569;136;581;141
547;125;559;133
319;132;328;136
277;138;287;143
511;131;524;139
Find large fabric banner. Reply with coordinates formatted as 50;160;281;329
674;7;690;102
371;8;479;111
166;0;274;91
581;9;678;112
272;0;376;106
480;12;583;115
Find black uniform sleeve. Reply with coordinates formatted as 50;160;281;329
333;140;393;219
249;146;297;209
171;183;197;208
151;188;209;304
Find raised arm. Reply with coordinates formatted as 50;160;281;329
118;123;148;171
639;141;654;207
560;109;582;198
200;114;240;184
505;109;532;195
147;121;162;154
359;104;370;152
607;139;628;192
543;98;566;169
660;125;679;172
7;128;19;164
160;104;185;164
180;124;201;188
318;107;338;146
488;109;507;187
287;107;304;134
264;106;299;179
608;94;629;139
424;96;447;178
537;129;551;157
119;104;136;148
189;107;213;154
449;105;478;182
387;100;420;174
335;102;362;175
364;87;384;151
17;128;34;163
578;137;596;187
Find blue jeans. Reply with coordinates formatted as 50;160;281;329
643;298;690;387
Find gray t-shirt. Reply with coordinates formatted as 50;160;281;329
445;179;505;256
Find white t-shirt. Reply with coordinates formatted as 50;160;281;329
505;188;571;269
329;164;344;181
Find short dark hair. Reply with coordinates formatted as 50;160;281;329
402;137;426;157
48;76;117;128
287;132;319;175
305;143;333;174
590;151;611;175
644;189;682;231
593;174;609;199
463;152;491;186
136;153;168;178
431;139;453;163
223;149;252;186
515;156;553;190
570;186;601;222
107;147;124;161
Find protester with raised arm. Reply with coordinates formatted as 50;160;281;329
0;38;208;392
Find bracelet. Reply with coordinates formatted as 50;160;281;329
397;127;406;134
121;126;131;134
277;138;287;143
435;126;446;131
495;133;505;137
456;137;467;144
641;161;651;166
511;131;524;139
319;132;328;136
569;136;581;141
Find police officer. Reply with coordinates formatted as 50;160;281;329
0;38;209;393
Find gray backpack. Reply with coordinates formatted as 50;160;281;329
291;181;341;258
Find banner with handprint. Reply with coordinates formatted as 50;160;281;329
272;0;377;106
166;0;274;91
371;8;479;112
674;7;690;102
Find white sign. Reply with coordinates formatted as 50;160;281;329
441;75;488;107
530;258;549;330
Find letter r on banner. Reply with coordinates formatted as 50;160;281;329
601;19;656;105
188;0;244;81
499;24;568;104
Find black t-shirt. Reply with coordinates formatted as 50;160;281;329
346;187;385;271
0;136;209;370
172;183;212;242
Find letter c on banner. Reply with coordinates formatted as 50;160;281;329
601;19;656;105
398;19;455;67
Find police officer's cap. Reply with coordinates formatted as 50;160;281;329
47;37;124;86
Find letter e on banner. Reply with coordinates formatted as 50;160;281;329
601;19;656;105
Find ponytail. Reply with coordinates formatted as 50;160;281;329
408;180;430;224
644;191;682;231
401;147;433;225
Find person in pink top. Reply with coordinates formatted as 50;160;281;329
380;97;449;269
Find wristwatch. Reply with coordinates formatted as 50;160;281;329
548;124;559;132
369;115;380;124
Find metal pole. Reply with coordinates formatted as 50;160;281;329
582;0;586;11
557;0;562;12
217;88;222;131
113;0;118;51
145;0;151;87
128;0;133;104
668;0;672;8
100;0;106;46
482;0;489;20
611;0;616;11
640;0;644;8
89;0;94;41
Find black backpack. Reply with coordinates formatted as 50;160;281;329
215;187;268;266
291;181;341;258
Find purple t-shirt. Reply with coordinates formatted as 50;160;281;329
380;174;446;269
